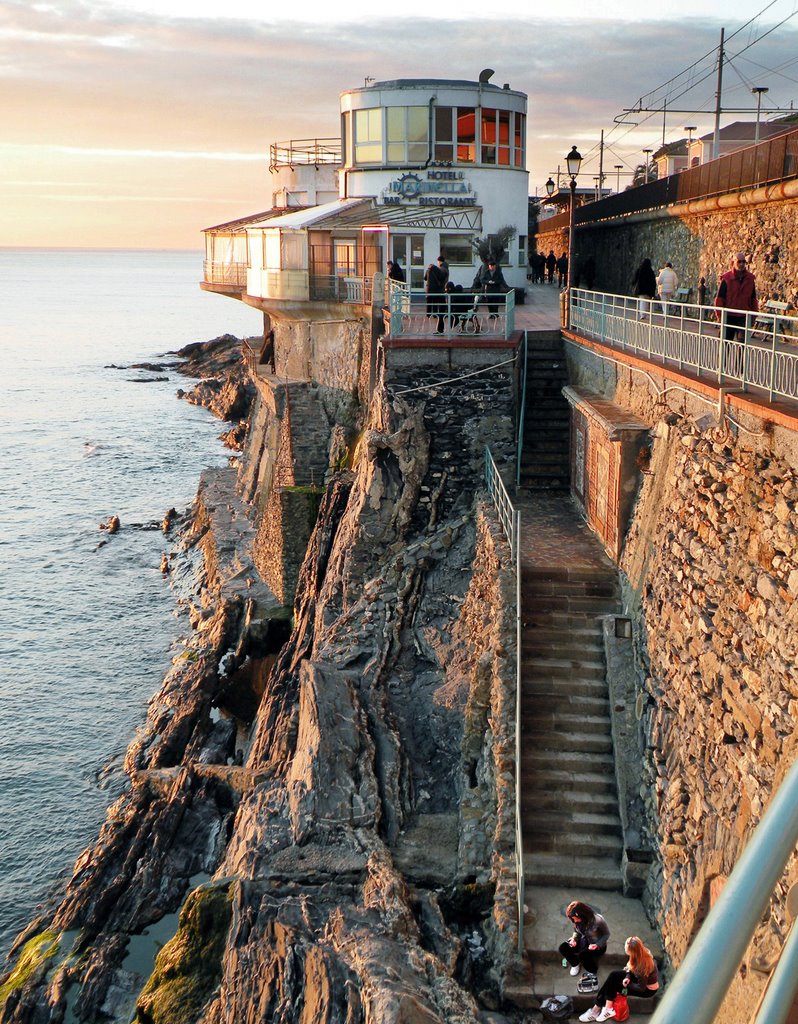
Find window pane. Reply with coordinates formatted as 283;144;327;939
514;113;525;167
498;109;511;165
408;143;427;162
408;107;428;144
387;142;405;161
387;107;404;142
439;233;474;265
481;108;497;164
355;108;382;164
435;143;453;161
456;107;476;163
435;106;453;142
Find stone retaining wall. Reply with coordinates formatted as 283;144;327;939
536;194;798;309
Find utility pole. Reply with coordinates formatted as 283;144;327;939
713;28;725;160
598;130;605;199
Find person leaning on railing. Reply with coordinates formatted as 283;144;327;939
715;252;758;341
473;258;509;317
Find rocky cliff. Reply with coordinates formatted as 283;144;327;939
0;337;522;1023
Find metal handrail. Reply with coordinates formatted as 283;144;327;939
570;288;798;404
650;754;798;1024
516;332;528;487
386;289;516;340
484;447;525;957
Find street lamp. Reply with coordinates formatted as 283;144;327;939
545;177;556;197
614;164;623;193
684;126;696;168
565;145;582;329
752;87;769;143
643;149;652;184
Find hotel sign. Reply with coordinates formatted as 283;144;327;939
382;171;477;207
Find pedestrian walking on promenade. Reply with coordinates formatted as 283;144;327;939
579;936;659;1021
558;900;610;995
715;252;758;341
557;251;569;288
632;258;657;319
656;261;678;316
546;249;557;284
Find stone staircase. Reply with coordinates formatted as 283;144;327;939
520;564;623;891
519;331;571;491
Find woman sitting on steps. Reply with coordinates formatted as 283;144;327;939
558;900;610;994
579;936;659;1021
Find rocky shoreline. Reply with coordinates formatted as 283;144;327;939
1;335;522;1024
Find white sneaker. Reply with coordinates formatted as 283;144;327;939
579;1009;600;1022
570;964;581;976
596;1009;616;1022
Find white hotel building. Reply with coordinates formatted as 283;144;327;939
203;74;529;329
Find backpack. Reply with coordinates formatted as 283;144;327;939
540;994;574;1021
610;994;629;1022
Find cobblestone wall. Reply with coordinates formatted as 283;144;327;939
621;416;798;1014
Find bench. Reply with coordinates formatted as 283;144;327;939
674;287;692;303
753;300;793;338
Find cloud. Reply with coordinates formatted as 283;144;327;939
1;0;796;245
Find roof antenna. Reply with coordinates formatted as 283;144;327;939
479;68;495;84
365;76;375;87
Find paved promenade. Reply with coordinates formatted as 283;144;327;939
515;281;563;333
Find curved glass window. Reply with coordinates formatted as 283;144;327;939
355;108;382;164
457;107;476;163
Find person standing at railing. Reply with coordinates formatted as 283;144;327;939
632;258;657;320
424;257;448;334
715;252;758;341
473;258;508;318
579;937;659;1022
387;259;405;283
656;261;678;317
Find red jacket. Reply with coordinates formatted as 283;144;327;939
715;269;757;313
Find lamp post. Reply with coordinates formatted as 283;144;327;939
684;126;696;168
614;164;623;193
752;86;769;143
545;177;555;197
643;149;652;184
565;145;582;330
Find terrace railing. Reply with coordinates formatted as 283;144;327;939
484;447;524;957
386;283;516;340
570;289;798;404
202;259;247;288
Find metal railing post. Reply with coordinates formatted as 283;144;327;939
516;332;528;488
769;322;778;401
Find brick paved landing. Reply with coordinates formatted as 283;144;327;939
514;492;617;573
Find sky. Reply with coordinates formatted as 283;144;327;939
1;0;797;249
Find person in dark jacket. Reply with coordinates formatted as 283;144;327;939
579;936;659;1021
472;259;508;316
632;258;657;319
715;252;758;340
558;900;610;995
546;249;557;284
387;259;405;283
556;251;569;288
424;257;448;333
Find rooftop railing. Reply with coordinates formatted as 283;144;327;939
269;138;342;171
202;259;247;289
570;288;798;404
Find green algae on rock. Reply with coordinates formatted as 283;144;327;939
134;882;233;1024
0;932;60;1007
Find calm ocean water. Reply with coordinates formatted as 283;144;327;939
0;249;263;958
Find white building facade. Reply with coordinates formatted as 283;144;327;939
204;75;529;309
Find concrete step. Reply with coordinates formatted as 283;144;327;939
525;808;622;839
528;963;659;1016
524;610;607;629
523;851;622;890
524;765;618;794
524;828;623;859
522;678;609;702
524;747;615;771
522;636;604;658
523;787;619;816
521;708;610;731
523;727;612;755
522;653;606;674
520;692;610;717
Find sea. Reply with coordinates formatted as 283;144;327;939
0;249;263;959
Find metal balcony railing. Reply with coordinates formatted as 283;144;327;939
269;138;341;171
570;289;798;404
202;260;247;288
386;282;516;340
